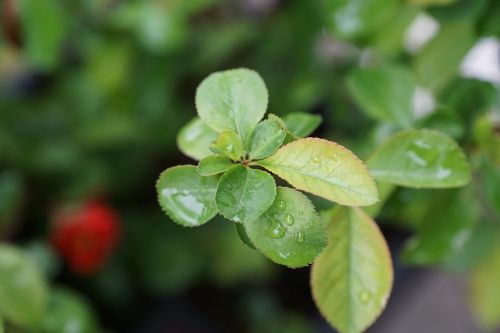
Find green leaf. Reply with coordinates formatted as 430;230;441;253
235;223;256;250
0;245;48;329
408;0;457;5
177;117;218;161
43;288;99;333
156;165;219;226
401;188;479;265
324;0;398;39
210;130;244;161
216;165;276;223
244;187;327;268
198;156;234;176
347;65;416;128
196;68;268;142
283;112;322;138
367;129;471;188
19;0;66;70
248;119;286;160
413;21;475;92
469;241;500;330
257;138;378;206
311;208;393;333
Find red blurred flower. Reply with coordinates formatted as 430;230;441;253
51;201;120;275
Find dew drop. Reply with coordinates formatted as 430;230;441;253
358;290;372;304
298;210;304;216
297;232;305;243
312;156;321;163
284;213;295;226
266;221;286;239
226;184;233;190
277;200;287;210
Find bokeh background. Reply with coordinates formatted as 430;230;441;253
1;0;499;332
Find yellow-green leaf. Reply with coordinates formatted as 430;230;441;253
197;156;234;176
311;208;393;333
257;138;378;206
469;241;500;330
0;245;48;329
210;130;244;161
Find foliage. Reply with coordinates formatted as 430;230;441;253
156;69;472;332
0;0;499;332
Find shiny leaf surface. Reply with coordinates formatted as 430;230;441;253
244;187;327;268
196;68;268;142
311;208;393;333
257;138;378;206
177;117;218;161
368;129;471;188
248;119;286;160
197;156;234;176
156;165;219;226
216;165;276;223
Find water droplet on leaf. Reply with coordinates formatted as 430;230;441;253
312;156;321;163
277;200;287;210
298;210;304;216
297;232;305;243
266;220;286;239
284;213;294;226
358;290;372;304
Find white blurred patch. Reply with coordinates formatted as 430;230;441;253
404;13;440;54
460;37;500;85
412;86;436;120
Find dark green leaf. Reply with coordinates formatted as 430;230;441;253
248;119;286;160
235;223;256;250
244;187;327;268
216;165;276;223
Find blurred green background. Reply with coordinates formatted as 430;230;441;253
0;0;499;332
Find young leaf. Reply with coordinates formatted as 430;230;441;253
367;129;471;188
469;241;500;331
156;165;219;227
198;156;234;176
196;68;268;142
216;165;276;223
210;130;244;161
177;117;218;161
311;208;393;333
248;119;286;160
256;138;378;206
244;187;327;268
235;223;256;250
0;245;48;329
347;65;415;128
283;112;322;138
